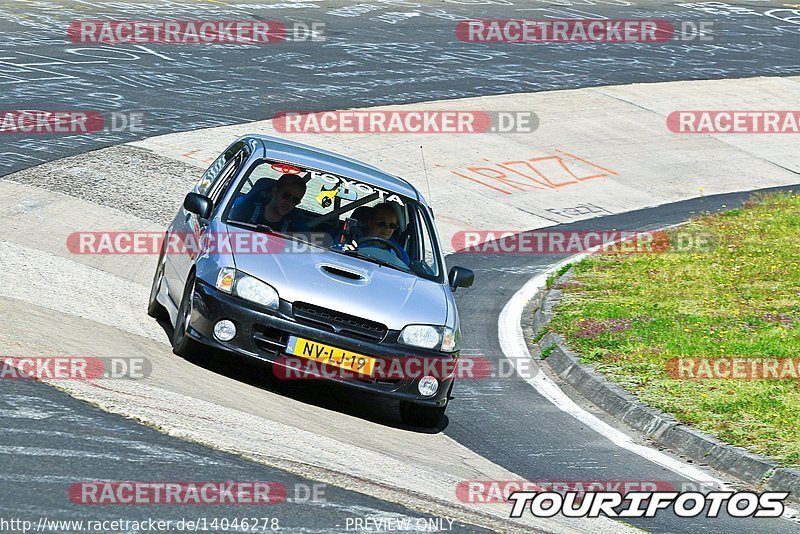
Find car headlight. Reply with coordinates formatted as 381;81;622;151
399;325;458;352
216;268;279;310
236;274;280;310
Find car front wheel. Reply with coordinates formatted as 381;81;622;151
172;272;203;357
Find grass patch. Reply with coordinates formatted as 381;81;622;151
545;272;556;290
533;329;549;344
541;345;556;358
556;263;572;278
549;192;800;467
546;264;573;290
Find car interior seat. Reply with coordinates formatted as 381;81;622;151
350;206;373;240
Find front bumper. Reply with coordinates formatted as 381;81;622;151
187;280;456;407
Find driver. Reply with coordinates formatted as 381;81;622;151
337;203;410;265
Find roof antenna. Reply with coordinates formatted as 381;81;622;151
420;145;433;204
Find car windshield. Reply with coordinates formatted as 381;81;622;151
224;159;443;282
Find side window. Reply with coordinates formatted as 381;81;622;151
208;149;247;205
195;140;250;198
411;205;440;278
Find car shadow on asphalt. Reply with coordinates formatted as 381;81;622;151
155;319;448;435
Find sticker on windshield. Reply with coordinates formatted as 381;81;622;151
310;170;405;206
272;162;303;174
316;184;339;208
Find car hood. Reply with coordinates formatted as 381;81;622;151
230;233;449;331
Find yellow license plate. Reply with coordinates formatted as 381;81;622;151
286;336;376;376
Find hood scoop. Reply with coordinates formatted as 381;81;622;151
318;264;369;285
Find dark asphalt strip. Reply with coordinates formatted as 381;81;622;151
0;379;489;533
444;184;800;533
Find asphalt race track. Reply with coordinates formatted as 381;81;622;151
1;0;798;174
2;1;800;533
0;380;487;533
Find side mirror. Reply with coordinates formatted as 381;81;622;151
448;266;474;290
184;193;213;220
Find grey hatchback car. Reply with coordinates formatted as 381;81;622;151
148;135;474;427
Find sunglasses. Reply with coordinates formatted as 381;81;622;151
375;220;399;230
280;191;303;205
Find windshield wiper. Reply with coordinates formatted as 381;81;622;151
228;220;328;251
226;220;275;233
342;249;413;274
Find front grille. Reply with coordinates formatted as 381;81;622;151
293;302;387;342
253;324;288;354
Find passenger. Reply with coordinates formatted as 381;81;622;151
230;173;308;233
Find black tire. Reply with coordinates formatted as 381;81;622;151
172;272;203;357
147;240;169;320
399;401;446;428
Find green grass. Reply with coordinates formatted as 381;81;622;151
532;329;549;344
548;192;800;467
545;272;556;290
546;264;573;290
556;263;572;278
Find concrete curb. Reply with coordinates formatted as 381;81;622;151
530;269;800;504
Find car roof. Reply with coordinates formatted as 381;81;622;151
248;134;423;202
